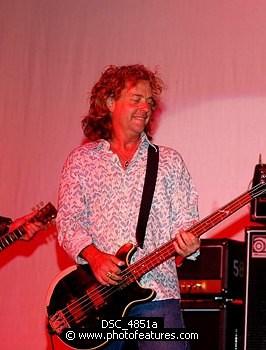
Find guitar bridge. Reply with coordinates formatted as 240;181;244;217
49;310;70;334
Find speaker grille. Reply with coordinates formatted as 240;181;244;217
244;228;266;349
182;301;243;350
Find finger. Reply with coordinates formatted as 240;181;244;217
176;231;196;247
173;240;187;257
24;224;36;235
23;209;39;221
174;232;200;256
104;271;118;286
175;233;188;249
98;276;110;287
93;269;111;286
181;232;200;248
110;271;123;281
106;270;122;283
110;255;125;267
31;222;43;230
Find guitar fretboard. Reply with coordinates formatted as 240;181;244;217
122;182;266;284
0;201;57;253
0;226;26;251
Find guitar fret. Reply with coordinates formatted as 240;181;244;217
121;183;266;285
0;227;25;250
130;243;175;281
47;182;266;345
0;202;57;253
15;228;25;239
10;229;22;240
8;235;15;244
7;232;15;242
3;236;11;245
192;193;254;238
0;239;8;250
121;272;135;287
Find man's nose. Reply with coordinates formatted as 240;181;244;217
139;100;150;112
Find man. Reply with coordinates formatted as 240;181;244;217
57;64;200;350
0;211;43;241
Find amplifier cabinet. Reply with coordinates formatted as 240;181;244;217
181;300;244;350
250;163;266;222
250;196;266;222
178;239;245;299
244;227;266;350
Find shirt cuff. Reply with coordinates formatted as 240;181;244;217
186;248;200;261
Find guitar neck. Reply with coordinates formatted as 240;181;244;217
0;226;27;251
127;182;266;281
0;202;57;253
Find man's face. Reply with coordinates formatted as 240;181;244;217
108;80;155;138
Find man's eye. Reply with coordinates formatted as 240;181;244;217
148;99;156;108
132;99;140;104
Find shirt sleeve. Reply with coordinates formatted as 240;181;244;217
56;150;92;263
171;154;200;260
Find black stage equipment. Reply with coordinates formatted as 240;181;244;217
181;300;243;350
178;238;245;300
250;155;266;222
243;227;266;350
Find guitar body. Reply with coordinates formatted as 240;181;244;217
46;243;155;349
46;182;266;349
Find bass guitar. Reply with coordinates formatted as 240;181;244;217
0;202;57;252
46;182;266;349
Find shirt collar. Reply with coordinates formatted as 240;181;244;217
92;132;157;152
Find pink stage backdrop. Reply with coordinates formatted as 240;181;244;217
1;1;266;349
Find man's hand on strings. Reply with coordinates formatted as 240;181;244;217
80;245;125;286
173;229;200;258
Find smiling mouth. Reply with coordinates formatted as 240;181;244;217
133;115;148;121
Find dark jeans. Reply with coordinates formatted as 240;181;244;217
103;299;190;350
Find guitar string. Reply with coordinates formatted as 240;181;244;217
53;182;266;326
52;182;266;325
0;224;28;249
51;182;266;328
0;204;56;249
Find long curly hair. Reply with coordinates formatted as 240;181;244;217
82;64;164;141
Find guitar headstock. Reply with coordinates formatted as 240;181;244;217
252;162;266;192
32;202;57;226
261;169;266;185
250;158;266;221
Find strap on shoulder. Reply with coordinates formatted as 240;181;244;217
135;145;159;249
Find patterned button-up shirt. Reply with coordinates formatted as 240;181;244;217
57;133;199;300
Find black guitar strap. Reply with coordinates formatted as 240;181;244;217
135;144;159;249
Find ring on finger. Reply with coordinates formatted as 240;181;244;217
106;271;112;278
